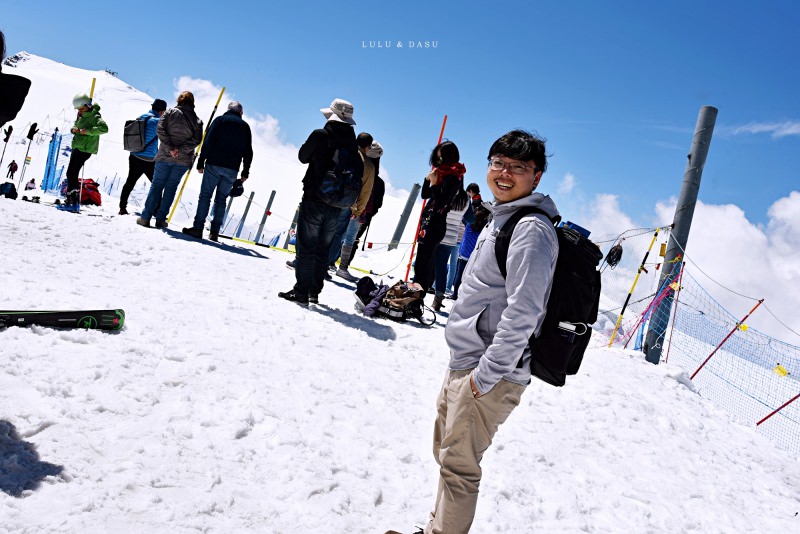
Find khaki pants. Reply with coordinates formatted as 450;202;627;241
426;369;525;534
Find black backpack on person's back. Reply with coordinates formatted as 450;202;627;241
495;206;603;387
318;142;364;209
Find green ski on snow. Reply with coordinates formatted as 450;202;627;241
0;309;125;331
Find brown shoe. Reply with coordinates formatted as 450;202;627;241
432;294;444;312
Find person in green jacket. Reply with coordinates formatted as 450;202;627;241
64;93;108;207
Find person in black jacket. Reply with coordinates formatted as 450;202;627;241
413;140;468;293
278;98;362;305
0;30;31;129
182;101;253;241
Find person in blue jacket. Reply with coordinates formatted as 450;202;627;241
118;99;167;215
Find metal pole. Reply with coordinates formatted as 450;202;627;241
389;183;421;252
222;196;234;228
608;227;661;346
235;192;255;238
283;202;301;250
690;299;764;380
644;105;718;364
0;126;11;170
254;190;276;244
756;392;800;427
17;143;33;189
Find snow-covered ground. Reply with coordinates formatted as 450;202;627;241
1;197;799;533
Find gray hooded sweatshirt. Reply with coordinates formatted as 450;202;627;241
444;192;559;394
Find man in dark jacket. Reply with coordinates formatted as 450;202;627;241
0;30;31;129
278;98;362;305
182;101;253;241
118;99;167;215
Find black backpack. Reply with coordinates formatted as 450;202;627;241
495;206;603;386
318;143;364;209
0;181;18;200
122;116;156;152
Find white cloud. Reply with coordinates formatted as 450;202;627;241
581;193;639;240
730;121;800;138
654;196;800;339
558;172;576;195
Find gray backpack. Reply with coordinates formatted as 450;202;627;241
122;116;155;152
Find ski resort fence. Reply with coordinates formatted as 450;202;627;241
593;226;800;459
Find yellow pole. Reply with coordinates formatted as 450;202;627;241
167;86;226;223
89;78;96;100
607;228;660;347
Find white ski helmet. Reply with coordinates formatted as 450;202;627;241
72;93;91;109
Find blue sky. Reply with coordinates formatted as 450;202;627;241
4;0;798;226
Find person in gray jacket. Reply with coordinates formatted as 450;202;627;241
423;130;559;534
137;91;203;228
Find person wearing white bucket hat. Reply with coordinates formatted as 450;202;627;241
278;97;362;305
320;98;356;125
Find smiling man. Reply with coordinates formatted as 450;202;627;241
423;130;559;534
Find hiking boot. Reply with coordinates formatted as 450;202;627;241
308;294;319;304
182;227;203;239
64;190;79;207
118;207;129;215
209;231;219;242
155;220;168;229
136;217;151;228
278;289;308;305
432;294;445;312
336;267;359;283
286;259;296;269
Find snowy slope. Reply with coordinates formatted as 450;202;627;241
1;197;799;533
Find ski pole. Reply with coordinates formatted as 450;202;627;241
608;227;661;346
167;86;226;223
76;78;96;213
404;114;447;281
361;222;370;251
0;127;10;170
88;78;96;105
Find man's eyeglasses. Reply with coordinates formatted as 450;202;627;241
488;158;536;175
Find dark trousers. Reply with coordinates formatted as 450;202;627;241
413;218;447;293
294;198;344;297
452;257;469;299
119;155;155;209
65;149;92;192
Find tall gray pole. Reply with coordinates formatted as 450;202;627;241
254;190;276;244
283;202;301;250
644;105;718;364
388;183;421;251
235;192;256;238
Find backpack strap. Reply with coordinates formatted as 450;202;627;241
495;206;561;279
141;116;158;150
